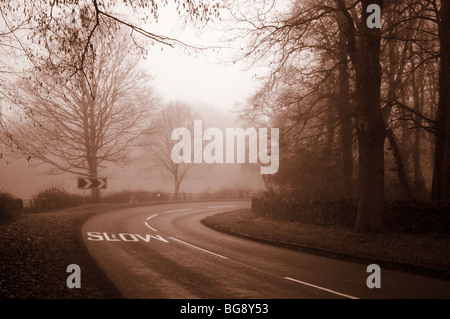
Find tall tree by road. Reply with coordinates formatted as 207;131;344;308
140;102;198;199
336;0;386;231
230;0;387;231
432;0;450;201
10;31;158;202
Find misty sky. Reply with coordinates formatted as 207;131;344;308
143;5;261;112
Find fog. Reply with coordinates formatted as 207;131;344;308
0;104;265;200
0;1;265;200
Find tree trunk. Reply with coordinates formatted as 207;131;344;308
386;129;412;200
413;127;426;198
88;95;100;203
174;165;180;200
335;0;386;231
174;179;180;200
354;0;386;232
432;0;450;201
89;164;100;203
337;29;354;198
410;60;427;199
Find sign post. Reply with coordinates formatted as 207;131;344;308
77;178;107;203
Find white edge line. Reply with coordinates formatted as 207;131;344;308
164;208;192;214
284;277;359;299
208;205;236;209
144;221;158;232
146;214;158;220
169;237;228;260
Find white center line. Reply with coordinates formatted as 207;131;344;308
164;208;192;214
207;205;236;209
284;277;359;299
145;210;358;299
169;237;228;259
144;221;158;232
144;214;159;231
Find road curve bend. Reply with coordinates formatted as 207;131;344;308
81;201;450;299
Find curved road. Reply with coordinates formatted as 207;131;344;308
81;201;450;299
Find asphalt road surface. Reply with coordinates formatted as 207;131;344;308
81;201;450;299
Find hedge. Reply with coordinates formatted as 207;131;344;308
0;192;23;221
252;195;450;234
30;187;83;213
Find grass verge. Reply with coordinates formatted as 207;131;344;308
202;209;450;281
0;202;163;299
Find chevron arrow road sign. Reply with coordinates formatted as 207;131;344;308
77;177;107;189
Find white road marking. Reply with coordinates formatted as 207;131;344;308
164;208;192;214
169;237;228;259
144;221;158;232
207;205;236;209
144;214;159;231
284;277;359;299
137;233;169;243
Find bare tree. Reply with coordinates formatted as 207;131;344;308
0;0;221;156
231;1;351;199
10;31;158;202
0;5;35;162
229;0;389;231
140;101;199;199
432;0;450;201
0;0;221;77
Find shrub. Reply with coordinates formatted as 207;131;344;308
252;194;450;234
30;187;83;213
199;187;253;200
101;190;164;203
0;192;23;221
252;195;357;227
101;190;132;203
102;190;169;203
386;200;450;234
